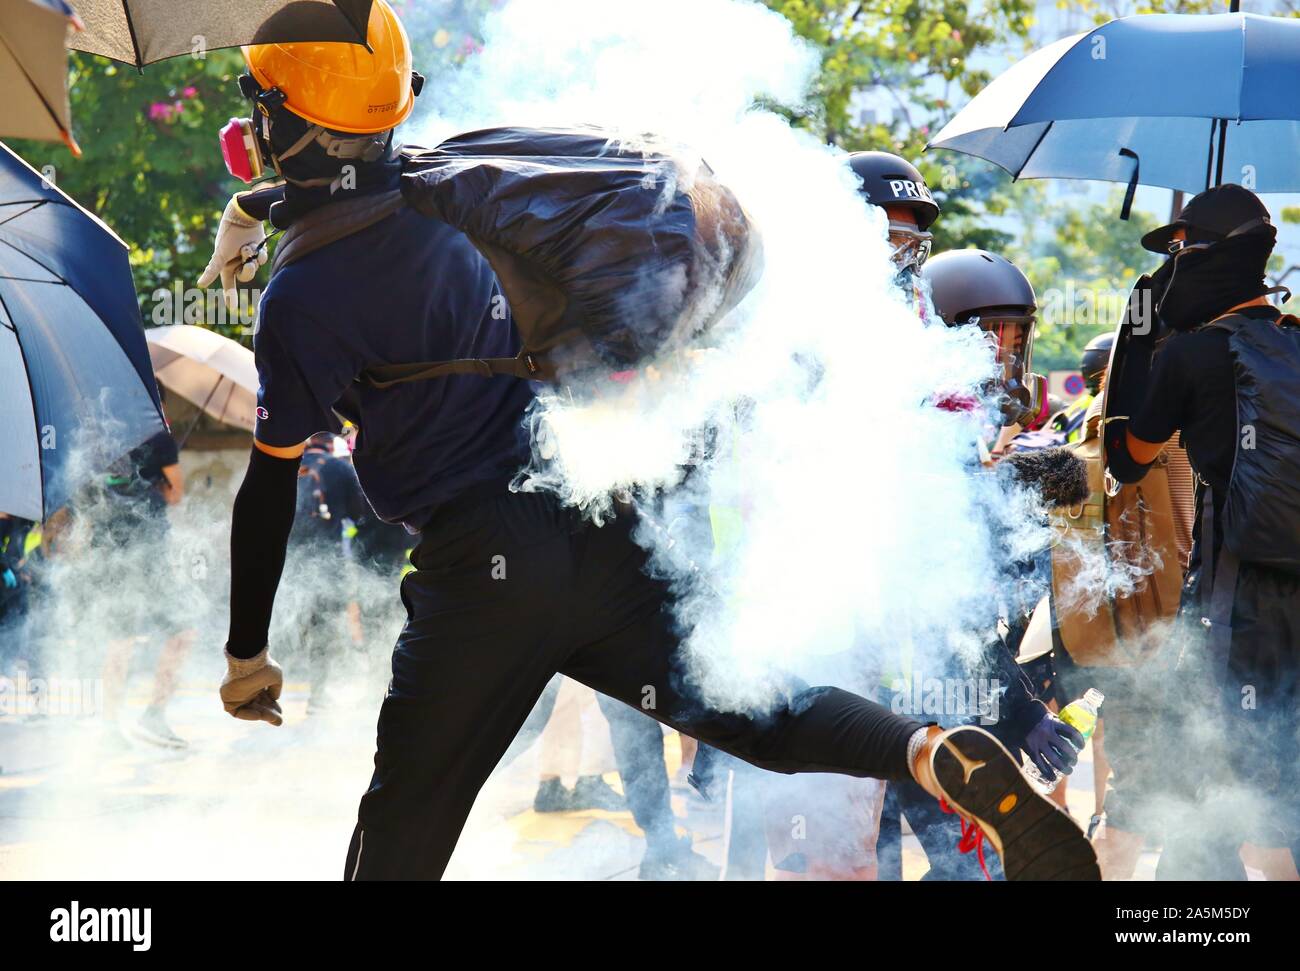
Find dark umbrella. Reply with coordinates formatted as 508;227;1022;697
70;0;374;69
928;10;1300;204
0;140;164;521
0;0;84;154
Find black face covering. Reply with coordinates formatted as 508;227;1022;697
1151;231;1275;331
264;105;403;225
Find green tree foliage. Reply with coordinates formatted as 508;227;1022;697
762;0;1037;251
1017;190;1160;371
9;51;248;328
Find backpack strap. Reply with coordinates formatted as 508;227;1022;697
1204;308;1299;334
362;351;546;388
270;189;406;275
265;186;547;387
1199;485;1238;678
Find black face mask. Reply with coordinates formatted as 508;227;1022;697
263;105;403;225
1151;231;1274;331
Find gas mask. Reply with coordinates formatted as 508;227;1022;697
971;312;1045;426
219;115;267;183
219;74;399;189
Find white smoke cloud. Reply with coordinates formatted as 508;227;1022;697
410;0;1033;712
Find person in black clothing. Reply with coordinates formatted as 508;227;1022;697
1109;184;1300;879
214;3;1097;881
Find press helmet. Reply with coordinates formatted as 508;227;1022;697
848;151;940;270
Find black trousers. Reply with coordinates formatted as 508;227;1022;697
345;489;924;879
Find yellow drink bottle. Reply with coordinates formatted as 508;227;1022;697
1058;688;1104;740
1026;688;1104;794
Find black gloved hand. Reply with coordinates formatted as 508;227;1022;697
1022;712;1085;781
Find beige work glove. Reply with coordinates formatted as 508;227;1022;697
220;647;284;726
197;194;268;313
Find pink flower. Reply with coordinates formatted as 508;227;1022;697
182;86;198;99
149;102;171;121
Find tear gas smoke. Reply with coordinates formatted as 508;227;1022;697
7;0;1253;882
2;400;409;879
412;0;1064;712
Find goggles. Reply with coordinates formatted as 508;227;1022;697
888;221;933;270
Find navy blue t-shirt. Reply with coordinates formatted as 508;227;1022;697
254;205;535;531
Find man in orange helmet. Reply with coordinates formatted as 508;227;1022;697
213;0;1097;881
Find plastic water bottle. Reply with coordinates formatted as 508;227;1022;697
1025;688;1104;794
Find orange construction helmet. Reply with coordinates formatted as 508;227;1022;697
243;0;416;134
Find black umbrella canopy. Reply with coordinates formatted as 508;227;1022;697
70;0;374;68
0;141;164;521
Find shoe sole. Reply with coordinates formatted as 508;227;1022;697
932;727;1100;881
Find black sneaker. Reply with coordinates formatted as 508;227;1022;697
927;726;1100;881
533;777;572;813
570;775;626;812
638;838;720;881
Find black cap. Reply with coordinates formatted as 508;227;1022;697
1141;184;1273;254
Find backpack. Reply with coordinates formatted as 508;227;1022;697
1049;402;1189;666
271;126;764;385
1202;313;1300;573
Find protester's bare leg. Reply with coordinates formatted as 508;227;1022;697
100;638;134;725
149;630;193;710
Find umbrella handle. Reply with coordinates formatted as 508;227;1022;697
175;376;225;450
1118;148;1139;221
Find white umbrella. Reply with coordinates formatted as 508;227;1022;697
145;325;257;435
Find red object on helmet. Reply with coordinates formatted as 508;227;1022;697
219;117;264;183
932;392;981;413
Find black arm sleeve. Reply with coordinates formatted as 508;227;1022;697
1105;419;1156;484
226;446;301;659
978;636;1049;746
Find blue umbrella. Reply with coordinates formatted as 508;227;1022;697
0;140;163;521
928;12;1300;202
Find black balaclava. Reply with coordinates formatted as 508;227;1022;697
1150;229;1276;331
261;104;404;227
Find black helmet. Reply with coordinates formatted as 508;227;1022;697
1080;331;1114;395
848;151;940;231
922;249;1039;424
922;249;1036;325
